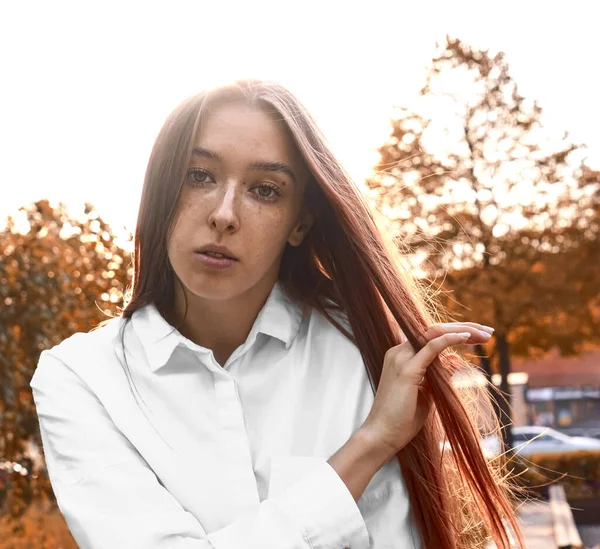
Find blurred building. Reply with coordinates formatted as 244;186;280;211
452;369;529;432
452;349;600;439
513;348;600;438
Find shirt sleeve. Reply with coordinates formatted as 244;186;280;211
30;351;370;549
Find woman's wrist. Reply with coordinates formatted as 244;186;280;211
355;423;399;467
327;426;396;502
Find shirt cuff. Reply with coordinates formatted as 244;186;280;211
272;459;370;549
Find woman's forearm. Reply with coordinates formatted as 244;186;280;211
327;426;395;502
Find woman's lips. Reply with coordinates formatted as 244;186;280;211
194;252;238;270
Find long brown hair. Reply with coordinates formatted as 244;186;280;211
116;78;525;548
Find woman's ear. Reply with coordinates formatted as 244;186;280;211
287;208;315;247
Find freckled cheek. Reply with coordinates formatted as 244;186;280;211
250;210;294;254
173;205;207;244
166;231;182;258
170;238;186;254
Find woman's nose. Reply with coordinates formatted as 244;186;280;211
208;186;240;233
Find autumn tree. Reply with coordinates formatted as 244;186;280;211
367;36;600;449
0;199;132;532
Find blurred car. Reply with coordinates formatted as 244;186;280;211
440;437;502;459
481;426;600;457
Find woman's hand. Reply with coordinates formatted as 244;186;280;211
361;322;494;460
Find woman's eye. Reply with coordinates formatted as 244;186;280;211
188;168;213;185
252;184;281;201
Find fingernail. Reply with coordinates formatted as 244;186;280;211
478;330;492;339
458;332;471;338
480;325;495;334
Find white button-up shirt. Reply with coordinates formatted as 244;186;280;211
30;281;421;548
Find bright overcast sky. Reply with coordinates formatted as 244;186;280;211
1;0;598;235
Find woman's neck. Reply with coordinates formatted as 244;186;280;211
167;278;277;366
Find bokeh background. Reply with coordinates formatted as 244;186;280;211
1;1;599;546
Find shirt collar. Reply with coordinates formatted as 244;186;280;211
131;281;304;373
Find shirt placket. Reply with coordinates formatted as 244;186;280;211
212;355;261;516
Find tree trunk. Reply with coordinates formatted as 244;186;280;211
495;333;514;450
475;344;503;434
475;344;492;378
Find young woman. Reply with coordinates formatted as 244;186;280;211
30;79;524;548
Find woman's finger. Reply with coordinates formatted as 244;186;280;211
408;332;471;378
437;321;494;334
424;323;493;344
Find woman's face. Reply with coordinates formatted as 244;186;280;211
167;100;313;303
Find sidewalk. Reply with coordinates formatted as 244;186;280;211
578;524;600;549
515;498;555;549
484;497;554;548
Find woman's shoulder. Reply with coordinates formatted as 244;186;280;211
48;316;126;360
306;305;361;356
32;316;128;386
308;303;353;336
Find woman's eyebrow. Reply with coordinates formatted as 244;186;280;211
249;161;296;185
192;147;221;162
192;147;296;185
